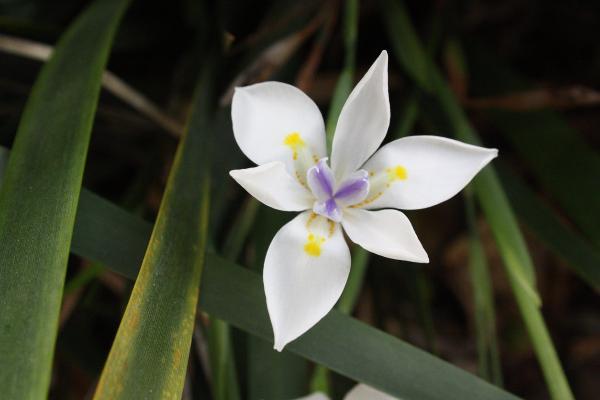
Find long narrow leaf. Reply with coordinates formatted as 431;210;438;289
0;0;130;397
464;47;600;248
92;46;219;399
380;1;574;398
466;191;503;385
54;189;519;399
498;167;600;290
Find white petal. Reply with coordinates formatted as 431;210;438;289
342;208;428;263
361;136;498;210
344;384;398;400
229;162;313;211
294;393;330;400
264;211;351;351
331;51;390;181
232;82;326;172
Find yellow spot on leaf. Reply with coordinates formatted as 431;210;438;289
283;131;305;160
304;233;325;257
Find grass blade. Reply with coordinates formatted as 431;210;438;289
380;1;574;398
92;41;220;399
466;191;503;385
464;47;600;248
207;199;260;400
0;0;130;397
324;0;358;151
498;167;600;290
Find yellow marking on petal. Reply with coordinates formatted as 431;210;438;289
350;191;384;208
306;212;317;228
328;220;335;237
283;131;305;160
304;233;325;257
386;165;407;182
295;171;309;190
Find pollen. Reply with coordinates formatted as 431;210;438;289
386;165;407;182
283;132;305;160
304;233;325;257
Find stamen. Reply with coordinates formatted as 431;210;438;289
352;164;407;208
284;131;318;186
283;132;305;160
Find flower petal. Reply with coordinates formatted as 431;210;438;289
360;136;498;210
232;82;326;174
230;162;313;211
294;393;330;400
331;50;390;181
344;384;397;400
342;208;428;263
307;158;335;200
264;211;351;351
334;170;369;207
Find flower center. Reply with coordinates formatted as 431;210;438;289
306;158;369;222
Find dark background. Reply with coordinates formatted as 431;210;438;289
0;0;598;399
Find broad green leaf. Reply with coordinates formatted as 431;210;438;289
380;1;574;398
55;190;519;399
499;167;600;290
0;0;130;397
92;50;219;399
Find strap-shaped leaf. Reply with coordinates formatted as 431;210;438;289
64;189;518;399
499;167;600;290
380;1;573;398
464;47;600;249
92;51;219;399
0;0;130;397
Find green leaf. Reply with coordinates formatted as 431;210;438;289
207;199;260;400
50;189;519;399
325;0;358;151
380;1;574;398
0;0;130;397
466;191;503;386
464;46;600;248
498;167;600;290
92;48;219;399
0;146;8;185
494;110;600;247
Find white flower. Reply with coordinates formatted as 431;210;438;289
296;384;398;400
230;50;497;351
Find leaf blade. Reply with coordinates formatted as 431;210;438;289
380;1;574;398
64;189;520;400
0;0;130;397
92;58;218;399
